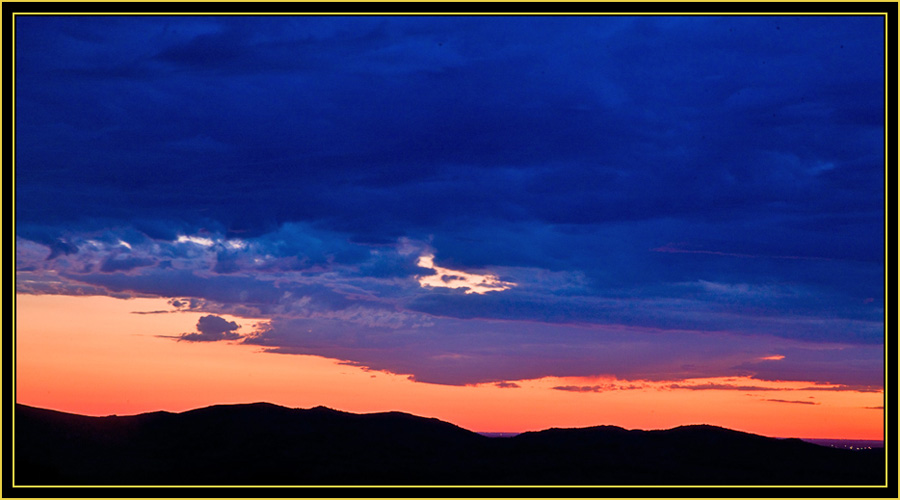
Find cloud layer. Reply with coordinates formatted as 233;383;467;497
15;15;885;389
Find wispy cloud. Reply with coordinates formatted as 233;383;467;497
552;385;613;393
552;383;646;393
652;245;834;262
668;383;782;392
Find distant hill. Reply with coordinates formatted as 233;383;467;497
15;403;884;486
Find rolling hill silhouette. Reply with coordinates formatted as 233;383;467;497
15;403;883;485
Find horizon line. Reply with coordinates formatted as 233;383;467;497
15;400;885;443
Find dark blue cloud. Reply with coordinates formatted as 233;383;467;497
99;255;155;273
16;16;883;234
245;314;882;387
180;314;241;342
15;15;885;387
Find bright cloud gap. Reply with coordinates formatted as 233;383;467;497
415;254;515;295
176;234;246;250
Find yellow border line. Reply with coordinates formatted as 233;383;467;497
9;9;14;487
9;484;891;489
7;12;893;15
888;6;894;490
2;7;5;494
7;10;892;491
0;0;889;3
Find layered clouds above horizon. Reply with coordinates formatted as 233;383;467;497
15;16;884;388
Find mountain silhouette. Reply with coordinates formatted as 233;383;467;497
15;403;883;485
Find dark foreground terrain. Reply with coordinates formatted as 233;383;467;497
15;402;883;485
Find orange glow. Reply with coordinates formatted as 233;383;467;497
415;254;515;294
15;294;883;440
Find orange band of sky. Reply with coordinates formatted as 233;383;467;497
14;293;884;440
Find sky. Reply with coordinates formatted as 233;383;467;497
14;15;886;439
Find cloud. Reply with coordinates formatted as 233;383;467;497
494;382;520;389
46;239;79;260
415;253;516;295
246;312;846;386
405;286;883;345
652;245;834;262
15;224;884;388
734;346;884;388
170;298;203;310
14;16;885;390
552;385;614;393
666;382;880;393
15;17;885;243
797;385;883;393
16;270;148;299
551;383;647;393
179;315;241;342
762;399;820;405
667;383;782;392
99;255;155;273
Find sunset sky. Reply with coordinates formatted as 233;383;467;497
14;14;885;440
